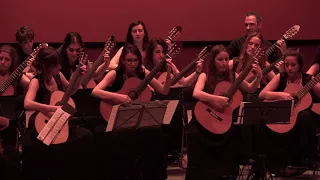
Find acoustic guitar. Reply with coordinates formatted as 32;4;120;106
246;25;300;83
194;47;264;134
0;43;48;96
34;53;87;144
81;35;116;88
158;45;212;86
100;43;182;122
266;72;320;133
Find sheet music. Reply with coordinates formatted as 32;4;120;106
42;112;71;145
37;108;64;141
106;105;120;132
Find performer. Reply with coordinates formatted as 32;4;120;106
22;46;95;180
186;45;262;180
109;20;149;69
228;12;287;63
259;48;320;174
59;32;109;81
92;43;172;180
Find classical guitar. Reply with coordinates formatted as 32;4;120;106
81;35;116;88
194;48;264;134
34;53;87;144
158;45;212;86
100;43;182;122
0;43;48;96
246;25;300;83
266;72;320;133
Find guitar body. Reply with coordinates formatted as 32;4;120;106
194;81;243;134
34;90;75;144
311;103;320;115
158;72;180;87
0;77;15;96
100;77;152;122
266;83;312;133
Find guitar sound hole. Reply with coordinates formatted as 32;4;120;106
45;120;48;123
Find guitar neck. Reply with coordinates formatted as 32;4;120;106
171;57;199;85
0;57;30;94
131;59;166;99
247;57;283;83
225;63;253;97
81;52;104;87
295;73;320;100
60;67;82;105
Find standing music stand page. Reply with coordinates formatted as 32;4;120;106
236;100;293;125
106;100;179;132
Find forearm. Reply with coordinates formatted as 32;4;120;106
259;91;283;101
24;100;57;113
93;62;109;80
92;88;122;102
182;72;199;86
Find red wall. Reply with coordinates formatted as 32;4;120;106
1;0;319;42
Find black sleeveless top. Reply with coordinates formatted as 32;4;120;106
277;72;319;102
61;59;89;81
105;69;145;92
33;74;64;104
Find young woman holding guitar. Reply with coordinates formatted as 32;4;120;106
259;48;320;173
0;45;31;96
22;46;95;180
230;32;276;91
109;20;150;69
92;43;172;179
144;37;203;85
187;45;262;180
60;32;109;82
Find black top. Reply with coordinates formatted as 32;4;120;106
105;69;145;92
227;35;280;63
277;72;319;102
33;74;64;104
61;59;89;81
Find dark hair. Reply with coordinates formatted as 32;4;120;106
144;38;168;71
126;20;149;50
246;12;262;24
32;46;60;73
236;32;266;73
206;45;233;92
283;48;303;72
0;45;18;73
15;26;34;43
60;32;83;76
116;43;143;74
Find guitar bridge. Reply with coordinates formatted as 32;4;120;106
206;108;223;122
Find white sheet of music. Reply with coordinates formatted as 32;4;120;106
106;105;120;132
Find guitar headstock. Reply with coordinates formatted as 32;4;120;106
30;43;49;57
283;25;300;40
104;35;117;52
166;42;182;59
198;45;212;60
167;26;182;41
252;47;265;62
78;51;88;67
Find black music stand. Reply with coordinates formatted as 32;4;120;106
153;86;196;168
106;100;179;132
237;100;293;180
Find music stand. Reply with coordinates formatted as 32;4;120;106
236;100;293;180
106;100;179;132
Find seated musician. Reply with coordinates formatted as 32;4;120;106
144;37;203;86
186;45;262;180
0;45;31;96
91;43;172;180
259;48;320;173
22;46;95;180
59;32;109;82
229;32;286;94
